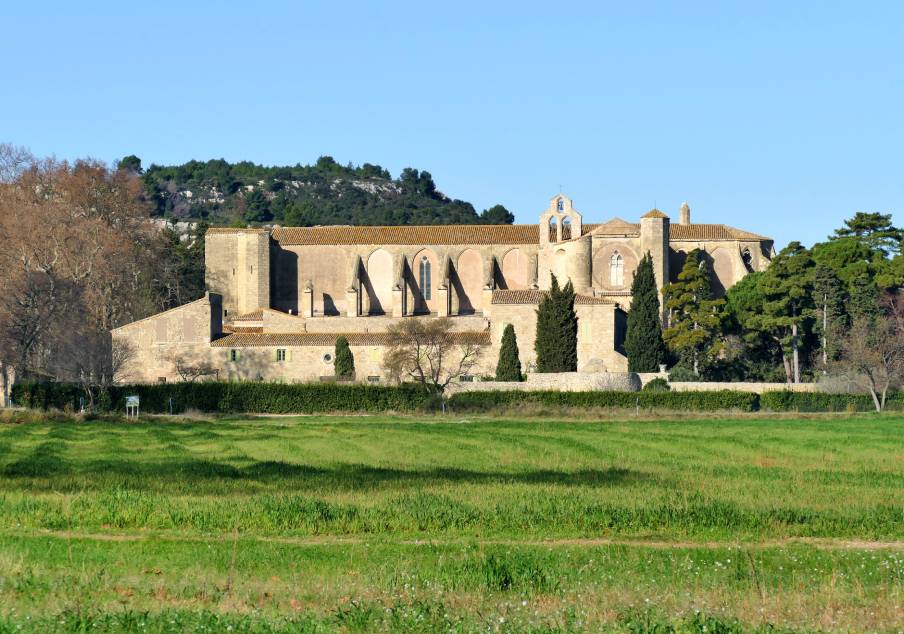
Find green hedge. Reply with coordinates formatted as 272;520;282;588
759;390;904;412
12;381;431;414
447;389;759;412
13;380;904;415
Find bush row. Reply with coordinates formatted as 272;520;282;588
11;381;902;414
11;381;432;414
448;389;759;412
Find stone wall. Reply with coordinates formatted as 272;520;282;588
450;372;642;393
669;381;818;394
112;294;222;384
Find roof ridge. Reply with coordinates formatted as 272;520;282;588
112;296;210;332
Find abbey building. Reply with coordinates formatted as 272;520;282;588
113;195;773;383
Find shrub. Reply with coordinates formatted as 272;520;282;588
760;390;904;412
667;366;697;382
642;377;670;392
447;389;758;412
334;336;355;379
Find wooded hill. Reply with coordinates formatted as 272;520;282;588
124;155;515;227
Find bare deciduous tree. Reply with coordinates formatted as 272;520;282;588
832;308;904;411
172;352;219;383
383;318;483;395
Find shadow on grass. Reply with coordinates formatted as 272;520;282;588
2;451;646;490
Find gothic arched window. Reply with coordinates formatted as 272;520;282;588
419;256;432;300
610;252;624;287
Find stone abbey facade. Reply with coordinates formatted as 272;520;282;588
113;195;773;384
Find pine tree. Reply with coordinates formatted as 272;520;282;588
662;249;724;376
495;324;523;381
334;336;354;378
751;242;815;383
812;263;848;367
534;274;578;372
625;253;666;372
848;267;880;321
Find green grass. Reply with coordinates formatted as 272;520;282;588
0;413;901;631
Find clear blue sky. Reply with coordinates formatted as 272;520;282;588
4;1;902;248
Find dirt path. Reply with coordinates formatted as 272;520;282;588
10;529;904;551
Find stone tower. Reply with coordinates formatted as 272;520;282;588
204;228;271;317
537;194;591;291
639;209;670;318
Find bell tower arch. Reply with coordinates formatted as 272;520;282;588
539;194;582;245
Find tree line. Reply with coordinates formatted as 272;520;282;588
130;154;515;227
0;145;207;405
497;211;904;409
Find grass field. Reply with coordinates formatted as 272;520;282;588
0;412;901;632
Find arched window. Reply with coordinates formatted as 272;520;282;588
556;198;564;212
610;252;624;287
562;216;572;240
419;256;432;300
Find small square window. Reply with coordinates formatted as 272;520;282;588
157;376;167;384
367;375;380;383
230;349;238;362
276;349;286;362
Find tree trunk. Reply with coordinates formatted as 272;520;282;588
782;354;793;384
822;293;828;368
869;388;882;413
792;322;800;384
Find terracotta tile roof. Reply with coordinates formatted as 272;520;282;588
641;209;669;219
211;330;491;347
207;227;270;234
231;309;263;322
208;220;770;246
224;326;263;334
491;290;615;305
271;224;542;246
670;224;770;241
587;219;640;236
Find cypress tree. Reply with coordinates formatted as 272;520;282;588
625;253;666;372
557;278;578;371
534;274;578;372
334;336;354;378
495;324;523;381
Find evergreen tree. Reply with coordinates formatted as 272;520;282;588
495;324;523;381
625;253;666;372
812;263;848;367
751;242;815;383
831;211;903;257
534;274;578;372
334;336;354;378
847;267;880;321
662;249;724;376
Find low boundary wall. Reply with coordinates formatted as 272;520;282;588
452;373;820;394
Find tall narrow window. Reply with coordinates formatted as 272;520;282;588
557;198;564;212
419;257;432;300
610;252;624;287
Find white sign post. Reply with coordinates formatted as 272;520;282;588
125;395;139;418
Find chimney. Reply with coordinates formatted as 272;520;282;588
679;202;690;225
